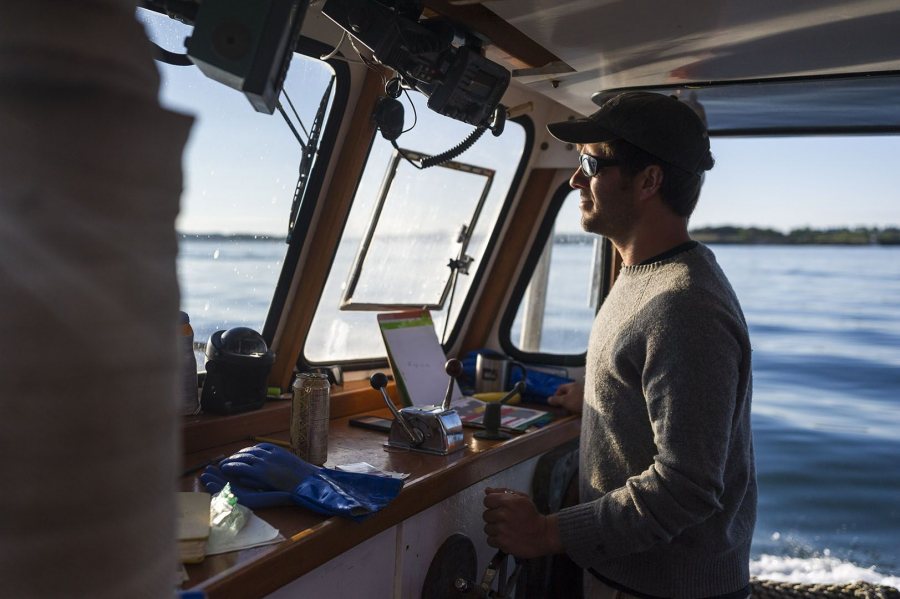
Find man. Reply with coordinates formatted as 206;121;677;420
482;92;756;599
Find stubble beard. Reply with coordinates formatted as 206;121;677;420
580;189;637;239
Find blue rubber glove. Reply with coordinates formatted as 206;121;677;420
292;468;405;520
206;444;404;521
200;464;294;510
217;444;319;492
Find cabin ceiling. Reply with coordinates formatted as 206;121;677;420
474;0;900;118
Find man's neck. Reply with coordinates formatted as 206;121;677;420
607;192;693;266
613;228;692;266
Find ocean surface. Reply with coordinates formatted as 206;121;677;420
179;241;900;586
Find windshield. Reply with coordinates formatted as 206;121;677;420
138;9;337;363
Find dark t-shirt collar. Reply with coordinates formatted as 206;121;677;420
638;240;699;266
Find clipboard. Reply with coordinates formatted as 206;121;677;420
376;310;461;407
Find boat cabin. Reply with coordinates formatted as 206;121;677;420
3;0;899;597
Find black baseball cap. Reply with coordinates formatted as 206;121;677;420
547;92;713;174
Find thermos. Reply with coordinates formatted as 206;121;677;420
475;355;526;393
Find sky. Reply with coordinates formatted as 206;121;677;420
556;135;900;235
695;135;900;232
140;10;900;238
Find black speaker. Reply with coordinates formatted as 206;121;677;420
185;0;309;114
200;327;275;415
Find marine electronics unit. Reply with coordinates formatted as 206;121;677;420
321;0;510;129
143;0;309;114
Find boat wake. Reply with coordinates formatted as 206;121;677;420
751;554;900;588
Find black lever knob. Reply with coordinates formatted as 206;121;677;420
370;372;389;390
444;358;463;377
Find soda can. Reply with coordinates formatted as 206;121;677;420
290;372;330;465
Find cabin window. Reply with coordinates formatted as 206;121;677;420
339;153;495;311
505;185;607;357
138;9;338;364
305;94;528;364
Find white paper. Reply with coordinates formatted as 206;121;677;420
335;462;410;480
378;311;462;407
205;512;285;556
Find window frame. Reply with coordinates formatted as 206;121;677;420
296;115;535;371
142;6;349;357
440;116;535;348
499;179;613;367
260;38;351;343
339;149;496;312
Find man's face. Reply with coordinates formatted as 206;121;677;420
569;142;638;238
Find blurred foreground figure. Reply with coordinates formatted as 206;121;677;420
0;1;192;596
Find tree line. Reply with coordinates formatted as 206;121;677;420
689;226;900;245
553;227;900;245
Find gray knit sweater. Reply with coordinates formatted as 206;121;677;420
557;243;756;598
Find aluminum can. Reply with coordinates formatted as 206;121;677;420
290;372;330;465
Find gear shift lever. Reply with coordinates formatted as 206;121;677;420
442;358;463;411
367;370;466;455
370;372;423;445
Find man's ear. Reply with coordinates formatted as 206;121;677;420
638;164;664;199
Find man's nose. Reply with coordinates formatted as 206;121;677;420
570;167;588;190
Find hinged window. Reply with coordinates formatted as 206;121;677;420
305;92;529;364
340;150;494;311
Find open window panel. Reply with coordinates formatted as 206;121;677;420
304;90;529;366
339;150;495;312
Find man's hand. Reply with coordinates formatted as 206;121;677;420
482;488;563;559
547;381;584;414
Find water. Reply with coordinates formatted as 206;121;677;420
713;246;900;586
179;241;900;586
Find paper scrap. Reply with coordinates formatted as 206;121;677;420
206;512;284;556
335;462;410;480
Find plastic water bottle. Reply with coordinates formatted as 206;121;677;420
180;311;199;416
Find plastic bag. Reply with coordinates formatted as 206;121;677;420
209;483;249;540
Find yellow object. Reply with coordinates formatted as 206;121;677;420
472;391;521;405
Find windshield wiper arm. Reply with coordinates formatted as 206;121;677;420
287;74;335;243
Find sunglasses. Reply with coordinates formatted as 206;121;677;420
579;153;621;177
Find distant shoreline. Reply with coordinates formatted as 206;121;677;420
554;226;900;246
179;226;900;246
179;233;281;242
690;226;900;245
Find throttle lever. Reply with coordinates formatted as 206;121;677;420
442;358;463;411
369;372;423;445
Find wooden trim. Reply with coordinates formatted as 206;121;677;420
461;168;558;350
268;68;386;390
423;0;567;71
183;381;399;454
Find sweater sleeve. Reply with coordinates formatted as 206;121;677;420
557;288;747;564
